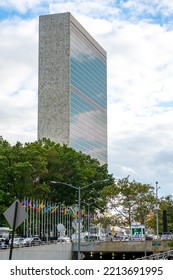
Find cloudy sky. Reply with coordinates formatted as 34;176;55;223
0;0;173;197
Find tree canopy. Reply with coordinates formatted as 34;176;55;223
100;176;156;227
1;137;172;233
0;138;113;214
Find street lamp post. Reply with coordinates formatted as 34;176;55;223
82;201;95;234
155;181;160;239
51;179;108;260
143;209;147;257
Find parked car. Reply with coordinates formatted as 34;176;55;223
99;233;113;242
57;236;71;243
0;238;8;249
145;235;154;240
161;232;173;240
9;237;25;248
168;253;173;260
122;236;130;242
153;235;159;240
84;234;100;241
130;234;145;241
112;235;123;241
23;237;42;246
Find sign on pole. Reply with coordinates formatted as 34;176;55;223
3;199;28;260
3;199;28;229
4;199;28;229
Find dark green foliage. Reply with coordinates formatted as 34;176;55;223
0;137;113;225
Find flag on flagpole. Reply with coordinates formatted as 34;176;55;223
39;201;45;209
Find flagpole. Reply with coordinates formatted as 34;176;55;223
35;200;38;236
46;202;49;243
54;203;56;239
23;198;26;237
40;201;44;241
32;199;34;236
26;198;29;237
29;200;32;237
38;199;41;238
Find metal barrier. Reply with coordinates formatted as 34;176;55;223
136;249;173;260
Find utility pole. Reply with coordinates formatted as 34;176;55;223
155;182;160;239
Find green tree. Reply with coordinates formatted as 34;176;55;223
0;138;113;212
0;139;48;202
37;139;113;205
100;176;155;227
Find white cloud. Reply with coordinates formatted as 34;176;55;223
121;0;173;18
0;17;38;143
0;0;42;13
0;89;37;143
1;0;173;196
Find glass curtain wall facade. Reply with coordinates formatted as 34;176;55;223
38;13;107;165
70;18;107;165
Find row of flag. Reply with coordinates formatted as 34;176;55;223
22;198;74;238
21;199;85;216
20;198;95;238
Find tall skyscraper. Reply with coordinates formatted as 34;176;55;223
38;13;107;165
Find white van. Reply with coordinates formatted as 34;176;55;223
0;227;11;239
